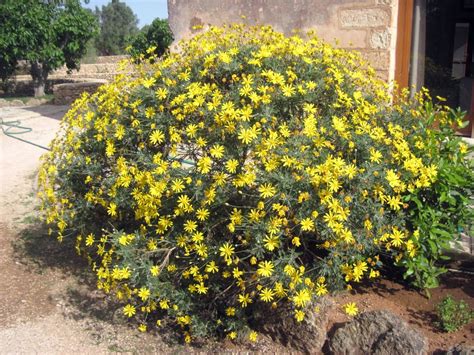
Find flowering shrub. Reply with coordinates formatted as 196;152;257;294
38;24;473;341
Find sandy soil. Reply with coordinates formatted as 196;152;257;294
0;104;472;354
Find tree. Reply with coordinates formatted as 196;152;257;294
127;18;174;61
0;0;98;97
95;0;139;56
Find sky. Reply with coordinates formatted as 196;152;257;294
84;0;168;28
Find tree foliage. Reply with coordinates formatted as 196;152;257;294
94;0;139;56
127;18;174;61
0;0;98;96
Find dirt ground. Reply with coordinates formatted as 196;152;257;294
0;104;472;354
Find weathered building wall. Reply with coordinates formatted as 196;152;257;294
168;0;399;81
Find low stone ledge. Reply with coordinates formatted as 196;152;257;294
53;80;107;105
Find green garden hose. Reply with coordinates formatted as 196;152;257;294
0;117;51;151
169;156;196;167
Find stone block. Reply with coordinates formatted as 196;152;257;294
315;27;368;48
376;0;394;5
25;98;41;107
359;50;390;70
370;29;391;49
10;99;24;107
340;8;390;28
375;70;389;81
53;81;106;105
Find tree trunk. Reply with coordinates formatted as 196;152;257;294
30;61;48;97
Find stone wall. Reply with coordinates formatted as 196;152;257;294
0;78;76;97
13;62;123;83
53;81;107;105
168;0;399;81
8;57;132;103
93;55;129;64
49;62;124;81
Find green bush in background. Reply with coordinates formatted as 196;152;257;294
127;18;174;61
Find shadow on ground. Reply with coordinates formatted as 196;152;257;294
10;220;122;323
22;105;70;121
12;220;89;280
9;219;185;349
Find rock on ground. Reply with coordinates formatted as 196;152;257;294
254;297;335;354
329;309;428;355
447;343;474;355
9;99;24;107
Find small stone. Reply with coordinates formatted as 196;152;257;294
329;310;428;355
377;0;394;5
25;98;41;106
370;29;391;49
340;8;390;28
9;99;24;107
359;51;389;70
446;343;474;355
